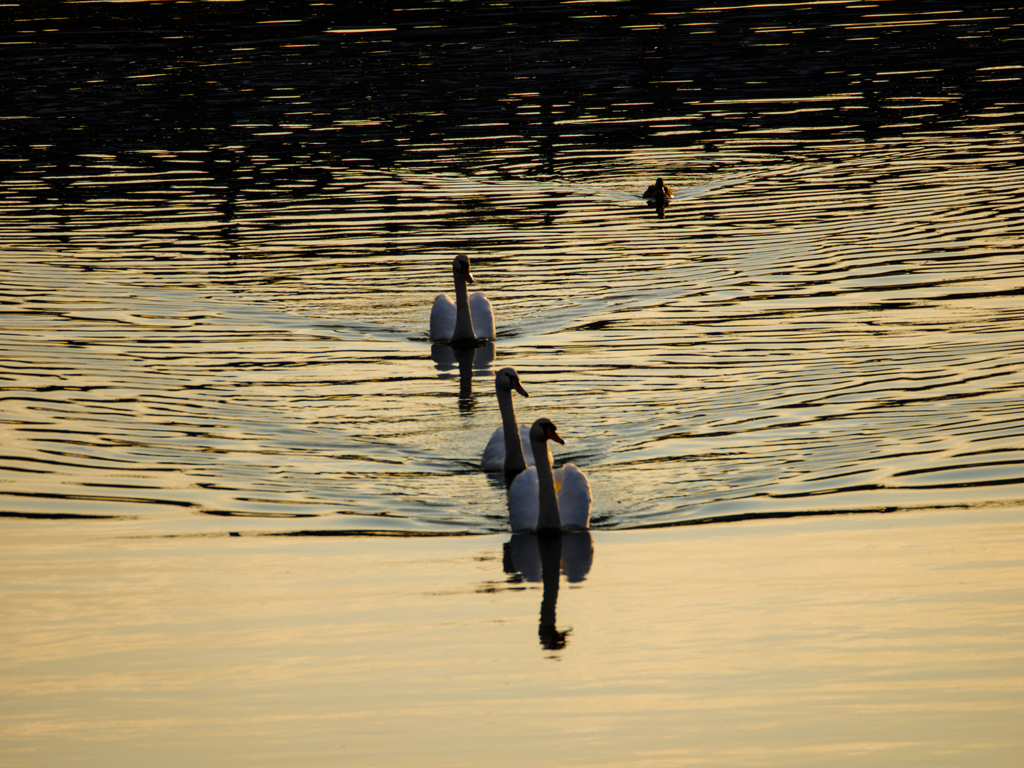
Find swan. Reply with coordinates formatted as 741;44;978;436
481;368;552;477
429;254;495;345
508;418;592;533
643;177;673;200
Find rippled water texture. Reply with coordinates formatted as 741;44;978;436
2;2;1023;535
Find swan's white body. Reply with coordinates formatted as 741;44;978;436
480;368;552;475
430;255;495;344
508;418;592;532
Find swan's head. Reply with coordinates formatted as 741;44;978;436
452;254;474;284
530;417;565;446
495;367;528;397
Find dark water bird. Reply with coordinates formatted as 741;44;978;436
481;368;552;478
429;254;495;345
643;178;674;218
643;177;674;200
508;418;592;532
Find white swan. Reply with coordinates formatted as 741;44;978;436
429;254;495;345
481;368;552;476
508;418;592;533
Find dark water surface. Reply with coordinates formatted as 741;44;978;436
2;1;1024;535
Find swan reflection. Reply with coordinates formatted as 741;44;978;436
503;531;593;650
431;342;494;411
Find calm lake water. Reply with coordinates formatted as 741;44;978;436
2;2;1024;765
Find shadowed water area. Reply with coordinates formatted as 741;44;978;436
2;1;1023;536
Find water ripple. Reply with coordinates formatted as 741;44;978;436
2;3;1023;534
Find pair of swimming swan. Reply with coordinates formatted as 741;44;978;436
430;256;591;533
487;369;592;533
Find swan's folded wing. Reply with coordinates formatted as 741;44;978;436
481;426;506;471
430;293;456;340
507;468;540;532
555;463;592;530
469;292;495;340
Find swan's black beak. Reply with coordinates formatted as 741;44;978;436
545;424;565;445
462;263;474;284
514;381;529;397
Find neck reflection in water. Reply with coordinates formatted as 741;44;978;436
431;342;495;412
503;531;594;651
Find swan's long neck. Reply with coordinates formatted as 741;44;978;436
531;435;561;531
498;387;527;476
450;267;476;343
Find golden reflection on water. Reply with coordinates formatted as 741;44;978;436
2;6;1023;768
2;511;1022;767
3;174;1023;532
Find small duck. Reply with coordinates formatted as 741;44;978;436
643;178;673;200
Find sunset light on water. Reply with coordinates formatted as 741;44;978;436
2;2;1023;765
